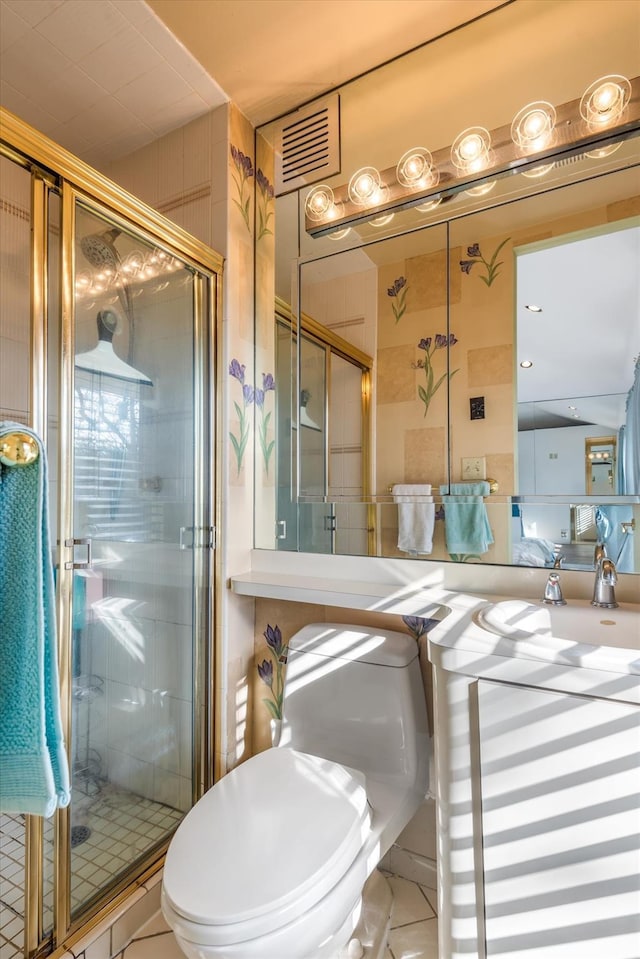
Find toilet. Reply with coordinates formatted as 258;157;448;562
161;623;430;959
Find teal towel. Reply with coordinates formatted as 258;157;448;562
439;481;494;555
0;422;71;816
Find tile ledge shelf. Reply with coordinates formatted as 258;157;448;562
230;549;640;609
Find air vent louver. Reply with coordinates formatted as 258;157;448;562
274;94;340;196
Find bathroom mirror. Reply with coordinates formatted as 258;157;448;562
270;163;640;571
253;2;640;573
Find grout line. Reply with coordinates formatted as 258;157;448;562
416;883;437;916
131;929;173;943
421;887;438;914
390;915;438;931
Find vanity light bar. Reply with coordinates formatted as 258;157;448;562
305;75;640;237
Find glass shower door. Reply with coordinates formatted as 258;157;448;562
299;333;332;553
68;204;204;915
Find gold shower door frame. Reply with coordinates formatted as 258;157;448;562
0;108;222;958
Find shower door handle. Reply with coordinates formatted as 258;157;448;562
276;520;287;540
180;526;216;549
64;537;92;570
180;526;195;550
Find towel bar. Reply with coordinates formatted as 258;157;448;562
0;431;39;467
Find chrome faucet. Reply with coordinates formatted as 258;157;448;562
543;571;566;605
592;553;618;609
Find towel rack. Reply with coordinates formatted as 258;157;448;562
0;431;39;467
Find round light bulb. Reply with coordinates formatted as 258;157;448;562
585;142;622;160
466;179;496;197
396;147;437;188
415;197;442;213
368;211;395;228
460;134;483;161
327;228;351;241
522;162;555;179
523;111;546;137
348;166;383;206
511;101;556;152
451;127;491;174
305;185;338;222
580;75;631;126
593;82;619;114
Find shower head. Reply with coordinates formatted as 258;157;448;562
79;226;136;363
80;227;122;270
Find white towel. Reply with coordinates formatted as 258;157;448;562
392;484;435;554
391;483;432;499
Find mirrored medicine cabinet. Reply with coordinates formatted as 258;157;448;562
253;7;640;576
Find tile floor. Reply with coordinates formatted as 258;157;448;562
0;791;182;959
119;873;439;959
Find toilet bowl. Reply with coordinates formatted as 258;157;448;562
162;623;430;959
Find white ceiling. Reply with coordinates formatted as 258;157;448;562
0;0;506;168
517;225;640;430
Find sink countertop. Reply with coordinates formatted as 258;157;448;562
427;597;640;679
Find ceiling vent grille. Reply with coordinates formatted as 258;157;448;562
274;94;340;196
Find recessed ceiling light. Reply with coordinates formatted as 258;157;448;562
525;304;543;312
520;360;533;368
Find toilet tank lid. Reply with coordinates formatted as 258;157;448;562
289;623;418;667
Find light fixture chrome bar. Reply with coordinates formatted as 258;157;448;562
305;76;640;237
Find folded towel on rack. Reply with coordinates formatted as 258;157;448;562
0;422;71;817
392;484;435;554
391;483;432;498
439;480;494;555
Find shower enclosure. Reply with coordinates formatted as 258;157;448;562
274;300;372;556
0;112;220;959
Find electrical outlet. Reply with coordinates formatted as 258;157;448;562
461;456;486;480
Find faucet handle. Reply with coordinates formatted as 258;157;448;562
543;571;566;606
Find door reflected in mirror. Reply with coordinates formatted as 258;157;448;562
586;436;616;495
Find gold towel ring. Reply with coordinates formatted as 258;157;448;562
0;431;39;467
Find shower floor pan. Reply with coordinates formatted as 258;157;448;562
0;789;183;959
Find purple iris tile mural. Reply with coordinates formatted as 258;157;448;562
257;624;288;721
256;168;275;241
255;372;276;475
229;358;253;475
229;359;276;476
459;238;511;287
387;275;408;322
402;616;440;641
411;333;459;418
230;144;254;233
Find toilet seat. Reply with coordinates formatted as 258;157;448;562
162;748;370;946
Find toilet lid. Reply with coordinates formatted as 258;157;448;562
163;748;370;929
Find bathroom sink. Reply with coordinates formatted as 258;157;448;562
474;599;639;651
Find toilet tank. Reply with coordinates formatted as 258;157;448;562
280;623;429;787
